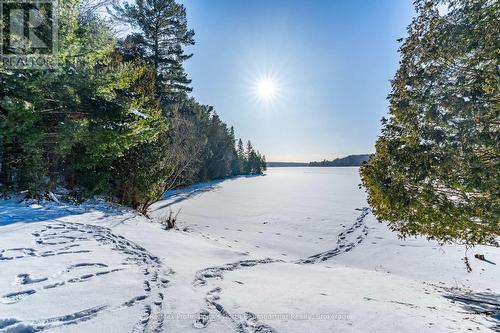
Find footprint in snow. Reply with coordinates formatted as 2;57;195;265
15;273;48;285
193;310;210;329
1;289;36;304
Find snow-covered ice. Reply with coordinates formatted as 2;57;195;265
0;167;498;332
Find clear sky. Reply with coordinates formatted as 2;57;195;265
179;0;415;162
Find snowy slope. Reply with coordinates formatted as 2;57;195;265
0;167;498;333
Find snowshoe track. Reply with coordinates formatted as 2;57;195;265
0;221;171;333
190;207;370;332
193;258;280;332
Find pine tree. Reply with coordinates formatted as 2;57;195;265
260;154;267;172
0;0;267;211
229;127;240;176
246;140;253;156
236;138;245;174
243;141;252;173
111;0;195;101
237;139;245;159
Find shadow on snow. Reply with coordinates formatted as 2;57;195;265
442;289;500;330
152;174;264;211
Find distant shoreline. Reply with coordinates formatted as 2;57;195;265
267;165;361;168
268;154;372;168
267;162;309;167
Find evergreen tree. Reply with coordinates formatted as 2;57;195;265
261;155;267;172
236;138;245;174
237;139;245;160
360;0;499;245
0;1;165;197
244;140;253;173
0;0;267;212
111;0;195;101
246;140;253;156
58;9;165;197
0;97;45;193
229;127;240;176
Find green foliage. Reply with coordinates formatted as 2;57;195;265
111;0;195;101
198;113;236;180
360;0;499;245
0;97;45;193
243;140;266;175
115;136;173;211
0;0;266;212
60;59;166;195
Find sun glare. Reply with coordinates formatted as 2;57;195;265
256;78;277;101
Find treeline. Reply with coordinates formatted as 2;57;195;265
309;154;371;167
0;0;266;212
266;162;308;167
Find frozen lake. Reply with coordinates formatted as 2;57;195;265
0;167;498;332
150;167;368;260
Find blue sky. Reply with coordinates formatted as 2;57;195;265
179;0;414;162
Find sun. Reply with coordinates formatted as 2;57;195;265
256;78;277;101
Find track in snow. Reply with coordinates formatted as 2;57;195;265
193;259;279;333
0;221;171;333
297;207;370;264
190;207;371;332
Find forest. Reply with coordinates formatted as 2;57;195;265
0;0;266;213
309;154;371;167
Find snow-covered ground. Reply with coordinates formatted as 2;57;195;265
0;167;498;333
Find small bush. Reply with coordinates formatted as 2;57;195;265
160;209;181;230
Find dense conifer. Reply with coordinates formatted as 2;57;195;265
361;0;499;245
0;0;266;213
